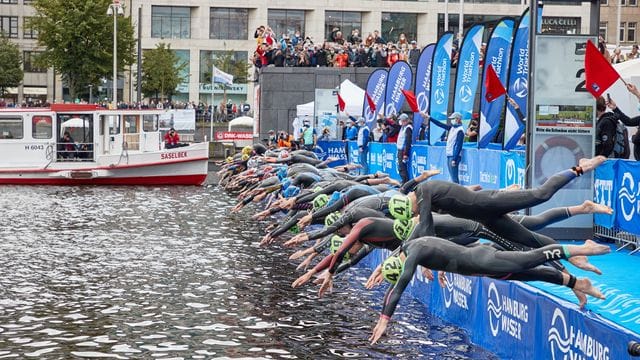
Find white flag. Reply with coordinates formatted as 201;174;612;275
212;66;233;86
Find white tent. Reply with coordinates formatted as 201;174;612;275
228;116;254;131
610;59;640;156
61;117;90;128
296;102;314;118
339;79;365;116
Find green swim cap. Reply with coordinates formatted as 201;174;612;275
313;194;329;211
329;235;350;260
325;211;341;227
393;218;415;241
313;186;323;193
389;194;412;220
381;256;404;284
290;224;300;234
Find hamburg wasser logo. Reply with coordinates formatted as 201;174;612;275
504;158;516;185
487;282;529;340
619;172;640;222
547;307;610;360
443;273;472;310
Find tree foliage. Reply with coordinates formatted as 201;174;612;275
0;37;23;96
30;0;135;99
202;50;251;85
140;43;188;101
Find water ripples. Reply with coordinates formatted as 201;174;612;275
0;182;496;359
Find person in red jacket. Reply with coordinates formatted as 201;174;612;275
164;128;180;149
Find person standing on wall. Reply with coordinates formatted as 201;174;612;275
396;113;413;184
357;117;370;175
446;112;465;184
301;119;317;151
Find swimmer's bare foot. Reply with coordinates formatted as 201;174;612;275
571;288;588;309
467;184;483;192
577;156;607;173
574;277;605;301
505;184;520;191
581;200;613;215
570;239;611;257
568;255;603;275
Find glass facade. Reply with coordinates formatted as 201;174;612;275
268;9;305;38
381;12;418;44
437;14;504;40
23;51;46;73
210;8;249;40
173;49;190;102
325;11;362;43
541;16;581;35
23;16;37;39
151;6;191;39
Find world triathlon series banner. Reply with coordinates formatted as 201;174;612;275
363;69;388;129
453;24;484;128
384;61;413;117
503;8;534;150
360;249;640;360
315;140;347;167
429;32;454;145
478;18;516;148
594;159;640;235
413;44;435;143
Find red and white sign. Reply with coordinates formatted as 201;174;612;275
214;131;253;141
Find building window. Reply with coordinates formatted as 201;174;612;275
599;22;608;40
0;0;18;4
325;11;362;43
23;17;37;39
382;13;418;44
621;0;638;5
0;117;23;139
601;0;608;4
438;14;504;40
0;16;18;38
23;51;46;73
151;6;191;39
628;22;636;42
268;9;305;39
199;50;248;84
210;8;248;40
620;22;626;43
541;16;581;35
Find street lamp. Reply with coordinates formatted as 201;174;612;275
107;1;124;109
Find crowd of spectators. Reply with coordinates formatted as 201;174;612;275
598;36;639;64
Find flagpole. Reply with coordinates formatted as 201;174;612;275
214;65;215;141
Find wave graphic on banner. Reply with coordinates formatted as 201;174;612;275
453;24;485;130
429;32;454;145
503;6;543;150
384;61;413;117
363;69;388;129
413;44;436;143
478;18;516;148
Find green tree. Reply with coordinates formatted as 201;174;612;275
0;37;23;97
140;43;188;101
30;0;135;100
202;50;251;84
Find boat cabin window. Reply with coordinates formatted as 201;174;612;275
57;114;94;161
143;114;158;132
0;117;23;139
32;115;53;139
104;115;120;135
124;115;139;133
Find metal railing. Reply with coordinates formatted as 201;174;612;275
594;225;640;254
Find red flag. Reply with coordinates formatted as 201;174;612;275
337;93;346;112
366;92;376;113
401;89;419;113
585;39;620;98
484;64;506;103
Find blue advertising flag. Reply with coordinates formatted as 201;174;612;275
478;18;516;148
413;44;435;143
615;160;640;234
453;24;485;129
503;8;538;150
594;160;617;228
384;61;413;117
429;32;454;145
362;69;388;129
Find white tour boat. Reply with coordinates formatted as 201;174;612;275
0;104;209;185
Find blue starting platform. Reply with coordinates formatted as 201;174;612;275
360;245;640;360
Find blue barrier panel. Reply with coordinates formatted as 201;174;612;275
368;142;384;175
594;160;617;228
478;149;502;190
410;145;429;179
500;150;526;189
381;143;401;181
426;146;450;181
347;141;359;168
460;148;479;186
315;140;347;167
616;160;640;235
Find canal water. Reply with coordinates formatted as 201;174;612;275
0;179;497;359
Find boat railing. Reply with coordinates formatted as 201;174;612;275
57;141;95;162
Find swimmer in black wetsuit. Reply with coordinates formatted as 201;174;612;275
368;237;610;344
388;156;607;274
